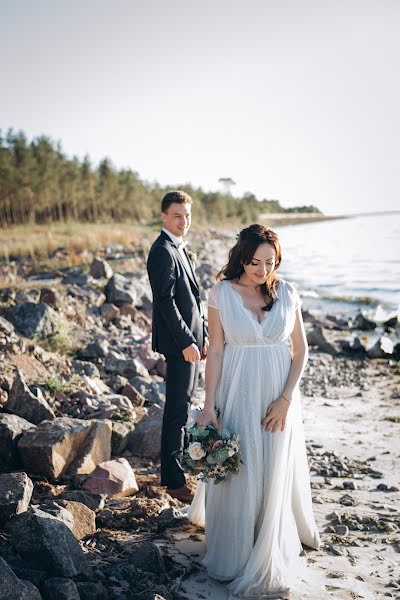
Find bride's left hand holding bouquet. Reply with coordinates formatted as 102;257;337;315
176;409;242;485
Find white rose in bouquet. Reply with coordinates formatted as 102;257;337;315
188;442;206;460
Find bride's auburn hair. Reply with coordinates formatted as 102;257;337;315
217;224;282;312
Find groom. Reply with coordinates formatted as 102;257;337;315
147;190;208;503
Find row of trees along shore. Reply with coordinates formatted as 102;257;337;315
0;129;321;227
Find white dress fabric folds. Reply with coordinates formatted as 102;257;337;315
187;279;320;599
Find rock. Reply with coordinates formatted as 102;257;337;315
306;325;337;355
383;315;398;331
77;340;110;360
121;382;146;407
111;420;136;455
0;472;33;524
81;393;136;420
39;288;58;308
11;567;47;589
129;376;165;405
83;457;139;498
339;336;366;355
0;556;42;600
7;302;59;338
6;370;56;424
90;256;113;279
100;302;120;322
5;509;93;578
39;500;96;539
104;273;137;307
15;288;41;304
352;312;376;331
367;336;394;358
70;359;100;378
104;350;149;379
0;315;15;335
376;483;399;492
132;344;162;371
128;405;163;460
339;493;357;506
157;507;185;531
0;413;35;470
17;417;112;480
131;541;165;574
35;502;74;532
9;353;50;381
75;581;108;600
42;577;80;600
61;268;89;286
57;490;105;511
334;525;350;536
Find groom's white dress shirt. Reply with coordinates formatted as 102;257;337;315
162;227;192;275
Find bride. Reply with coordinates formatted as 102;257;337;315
187;224;320;599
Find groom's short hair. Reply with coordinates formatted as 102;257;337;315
161;190;192;213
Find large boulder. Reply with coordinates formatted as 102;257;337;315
0;413;35;470
17;417;112;480
6;370;55;424
128;405;163;460
83;457;139;498
39;500;96;539
0;556;42;600
5;509;93;578
104;273;137;307
0;472;33;525
6;302;59;338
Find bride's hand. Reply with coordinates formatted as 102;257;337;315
196;407;220;431
261;396;290;433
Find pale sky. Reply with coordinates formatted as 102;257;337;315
1;0;399;215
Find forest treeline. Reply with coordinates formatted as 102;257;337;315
0;129;321;227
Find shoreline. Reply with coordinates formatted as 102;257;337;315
258;212;346;227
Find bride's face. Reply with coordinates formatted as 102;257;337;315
242;242;276;285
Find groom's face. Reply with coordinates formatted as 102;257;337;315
161;202;192;238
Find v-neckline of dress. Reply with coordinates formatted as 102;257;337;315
227;280;270;326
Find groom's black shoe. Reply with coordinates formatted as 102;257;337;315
166;485;194;503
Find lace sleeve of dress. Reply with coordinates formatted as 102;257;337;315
207;282;221;310
285;281;302;310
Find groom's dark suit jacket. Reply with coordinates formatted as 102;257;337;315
147;230;207;358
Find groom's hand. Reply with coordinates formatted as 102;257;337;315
182;343;201;362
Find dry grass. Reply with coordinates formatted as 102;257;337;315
0;222;149;264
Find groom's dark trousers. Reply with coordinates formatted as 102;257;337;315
147;230;207;489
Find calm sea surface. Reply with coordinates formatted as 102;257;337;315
275;211;400;321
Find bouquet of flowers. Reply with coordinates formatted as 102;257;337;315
177;413;242;484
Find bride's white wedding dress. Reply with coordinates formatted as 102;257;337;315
187;279;321;599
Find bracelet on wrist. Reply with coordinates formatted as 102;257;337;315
281;394;291;404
